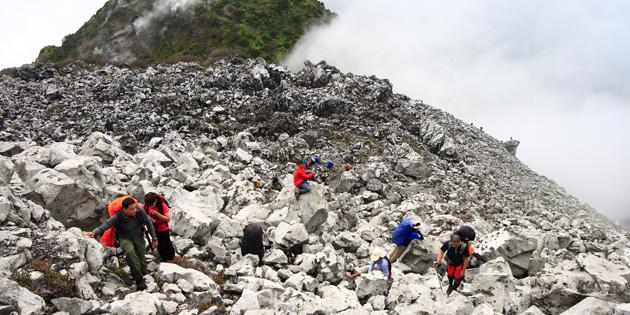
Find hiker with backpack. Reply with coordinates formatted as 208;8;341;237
389;219;424;263
293;159;316;200
144;192;176;263
83;197;157;290
241;223;265;265
433;233;470;296
345;247;392;281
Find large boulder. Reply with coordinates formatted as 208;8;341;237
54;156;106;191
0;251;30;278
48;142;78;166
0;279;45;315
559;297;616;315
272;222;309;247
313;245;345;284
576;253;630;301
398;236;442;273
294;183;329;233
469;257;517;311
317;285;362;313
476;229;538;277
355;271;391;299
158;263;220;292
18;168;102;227
51;297;99;315
230;289;260;314
169;187;225;243
108;291;167;315
79;132;129;164
0;156;14;186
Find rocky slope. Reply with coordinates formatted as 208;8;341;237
36;0;331;65
0;60;629;314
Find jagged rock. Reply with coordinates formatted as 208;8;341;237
51;298;99;315
0;141;28;157
17;167;102;227
503;139;520;156
560;297;616;315
314;245;345;284
0;156;14;186
272;222;308;247
472;304;501;315
318;285;362;313
0;279;46;315
169;188;225;243
48;142;78;166
398;236;441;273
108;291;167;315
79;132;129;164
177;279;194;294
576;253;630;300
231;289;260;315
263;249;288;265
158;263;219;292
521;306;546;315
355;271;390;299
294;183;329;232
54;156;106;190
0;251;30;277
616;303;630;315
333;231;363;252
235;148;253;164
476;229;538;277
470;257;517;311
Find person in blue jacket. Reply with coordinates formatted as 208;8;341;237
389;219;424;263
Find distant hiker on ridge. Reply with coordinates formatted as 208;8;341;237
293;159;315;200
389;219;424;263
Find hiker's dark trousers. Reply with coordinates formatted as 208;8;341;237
119;236;148;282
298;181;311;194
156;230;176;262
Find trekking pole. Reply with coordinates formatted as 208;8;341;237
434;266;444;293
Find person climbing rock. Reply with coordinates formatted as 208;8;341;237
293;159;315;200
144;192;176;263
241;223;265;265
389;219;424;263
346;247;392;281
84;197;157;291
434;233;470;296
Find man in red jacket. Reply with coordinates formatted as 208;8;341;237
293;160;315;200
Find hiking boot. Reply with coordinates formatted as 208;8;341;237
294;191;300;201
446;286;453;297
136;279;148;291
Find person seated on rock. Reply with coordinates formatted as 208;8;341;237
293;159;316;200
345;247;392;281
241;223;265;265
389;219;424;263
83;197;157;291
144;192;176;263
433;233;470;296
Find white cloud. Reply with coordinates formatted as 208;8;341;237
0;0;107;69
133;0;196;33
286;0;630;219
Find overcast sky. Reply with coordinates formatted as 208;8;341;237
288;0;630;220
0;0;107;69
0;1;628;220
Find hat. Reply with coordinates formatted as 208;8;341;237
370;247;386;262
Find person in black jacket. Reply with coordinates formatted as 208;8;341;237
84;197;157;290
433;233;470;296
241;223;264;264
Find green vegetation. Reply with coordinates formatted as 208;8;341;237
12;259;77;302
37;0;332;65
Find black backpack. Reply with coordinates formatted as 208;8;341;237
457;225;476;242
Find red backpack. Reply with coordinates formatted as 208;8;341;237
99;195;138;247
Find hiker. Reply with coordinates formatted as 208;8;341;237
389;219;424;263
293;159;315;200
434;233;470;296
241;223;264;264
346;247;392;281
456;225;480;268
144;192;176;263
83;197;157;290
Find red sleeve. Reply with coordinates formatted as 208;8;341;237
305;172;314;179
162;204;170;215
